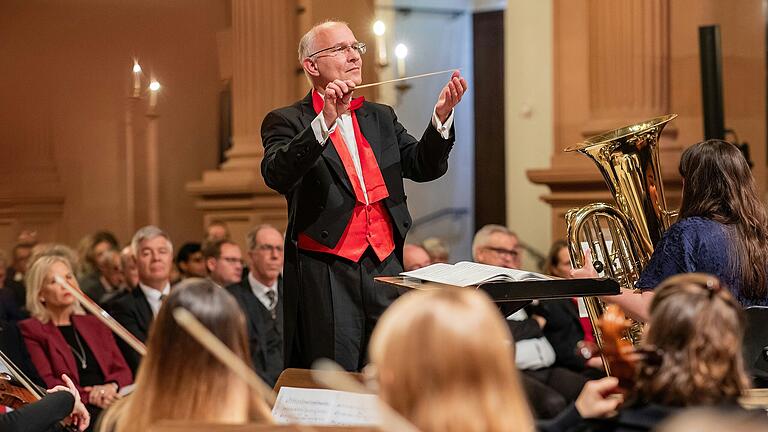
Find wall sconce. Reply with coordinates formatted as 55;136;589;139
373;20;388;67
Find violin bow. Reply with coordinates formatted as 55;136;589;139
54;275;147;356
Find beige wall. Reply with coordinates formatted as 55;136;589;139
0;0;229;249
505;0;554;269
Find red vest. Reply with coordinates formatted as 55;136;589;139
297;92;395;263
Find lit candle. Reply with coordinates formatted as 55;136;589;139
394;43;408;78
373;20;387;67
148;80;161;109
132;61;142;97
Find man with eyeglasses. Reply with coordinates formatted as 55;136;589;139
261;20;468;371
227;224;284;386
203;238;244;288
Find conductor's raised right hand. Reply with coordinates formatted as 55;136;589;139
323;79;356;127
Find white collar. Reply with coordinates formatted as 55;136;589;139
138;282;170;300
248;272;277;294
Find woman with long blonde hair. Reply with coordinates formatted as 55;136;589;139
99;278;272;432
368;287;535;432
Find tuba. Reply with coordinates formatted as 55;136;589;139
564;114;677;373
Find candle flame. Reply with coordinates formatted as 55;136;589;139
394;43;408;59
133;62;142;73
149;81;161;91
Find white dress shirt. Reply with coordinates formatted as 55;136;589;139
310;103;454;204
138;282;170;317
248;272;279;311
507;309;556;370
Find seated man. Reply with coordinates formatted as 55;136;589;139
175;242;207;282
473;224;587;419
109;226;173;374
403;243;431;271
227;224;284;387
203;239;244;288
80;249;125;305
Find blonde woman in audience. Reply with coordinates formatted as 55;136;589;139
18;255;133;428
98;278;272;432
368;287;535;432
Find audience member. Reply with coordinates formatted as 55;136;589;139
403;243;431;271
119;246;138;289
0;250;24;321
227;224;284;386
205;220;230;242
19;255;132;425
369;287;534;432
80;250;125;305
473;224;586;418
98;278;272;432
109;226;172;373
203;239;244;288
8;243;33;284
75;231;119;279
421;237;450;263
175;242;206;281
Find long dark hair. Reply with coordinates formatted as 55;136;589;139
678;139;768;299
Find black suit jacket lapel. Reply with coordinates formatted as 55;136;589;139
355;104;383;163
134;288;153;334
300;92;355;196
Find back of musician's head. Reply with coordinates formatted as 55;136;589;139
369;287;533;432
101;278;270;431
637;273;749;406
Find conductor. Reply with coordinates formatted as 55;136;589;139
261;20;468;371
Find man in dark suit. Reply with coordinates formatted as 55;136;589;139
109;226;173;373
227;224;284;386
261;21;467;371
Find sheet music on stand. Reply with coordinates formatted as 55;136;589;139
376;262;620;313
272;386;381;426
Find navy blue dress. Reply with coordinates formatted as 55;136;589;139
637;216;768;307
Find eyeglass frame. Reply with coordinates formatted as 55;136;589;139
307;42;367;59
482;246;520;259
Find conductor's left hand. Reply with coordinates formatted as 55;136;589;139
435;70;468;123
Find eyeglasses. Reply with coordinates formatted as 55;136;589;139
255;244;284;254
308;42;367;59
484;246;519;259
219;257;243;265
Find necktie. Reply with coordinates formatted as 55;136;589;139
266;289;277;320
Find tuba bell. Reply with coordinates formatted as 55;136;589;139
564;114;677;374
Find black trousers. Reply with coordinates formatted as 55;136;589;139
522;367;588;419
296;248;404;371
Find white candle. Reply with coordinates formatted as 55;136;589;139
373;20;387;67
394;44;408;78
148;80;160;109
132;61;142;96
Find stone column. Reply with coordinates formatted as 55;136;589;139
187;0;300;247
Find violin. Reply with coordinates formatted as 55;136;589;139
0;372;40;409
0;350;80;431
579;304;661;393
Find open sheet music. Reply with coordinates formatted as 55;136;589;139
400;261;551;287
272;386;381;426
